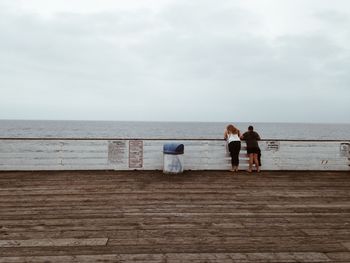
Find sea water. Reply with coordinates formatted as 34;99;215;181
0;120;349;140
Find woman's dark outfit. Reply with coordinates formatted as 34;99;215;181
228;141;241;166
226;133;241;166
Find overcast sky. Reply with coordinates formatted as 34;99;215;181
1;0;349;123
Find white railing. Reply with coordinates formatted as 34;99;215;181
0;138;349;171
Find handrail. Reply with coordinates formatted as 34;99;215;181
0;137;349;142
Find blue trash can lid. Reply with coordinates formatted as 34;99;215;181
163;143;184;154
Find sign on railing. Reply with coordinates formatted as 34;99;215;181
340;143;350;157
266;141;280;151
108;141;127;165
129;140;143;169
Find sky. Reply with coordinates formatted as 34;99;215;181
1;0;350;123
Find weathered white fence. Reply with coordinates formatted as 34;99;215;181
0;138;349;171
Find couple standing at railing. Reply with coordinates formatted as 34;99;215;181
224;124;261;173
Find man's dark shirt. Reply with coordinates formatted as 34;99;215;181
242;131;261;148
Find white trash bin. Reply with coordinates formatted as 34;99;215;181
163;143;184;174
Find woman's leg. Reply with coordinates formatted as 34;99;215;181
228;142;235;171
232;141;241;171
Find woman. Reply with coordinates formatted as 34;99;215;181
242;125;261;173
224;124;241;172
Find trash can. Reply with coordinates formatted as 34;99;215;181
163;143;184;174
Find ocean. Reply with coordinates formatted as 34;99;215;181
0;120;349;140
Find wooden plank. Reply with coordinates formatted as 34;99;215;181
0;238;108;247
0;244;345;257
0;252;334;263
326;252;350;261
0;228;307;240
0;165;111;171
342;242;350;251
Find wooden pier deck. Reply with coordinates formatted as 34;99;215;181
0;170;350;262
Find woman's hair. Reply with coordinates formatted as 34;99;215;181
227;124;239;134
